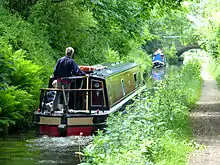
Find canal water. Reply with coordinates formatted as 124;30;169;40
0;130;92;165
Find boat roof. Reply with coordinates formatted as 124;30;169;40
92;62;140;78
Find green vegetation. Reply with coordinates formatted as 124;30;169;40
81;61;202;165
0;0;218;163
182;0;220;83
208;57;220;87
0;0;185;133
0;44;42;131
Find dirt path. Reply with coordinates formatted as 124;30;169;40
188;66;220;165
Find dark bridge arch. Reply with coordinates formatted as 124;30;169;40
176;45;201;56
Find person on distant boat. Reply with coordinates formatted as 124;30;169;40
152;48;166;68
52;47;86;112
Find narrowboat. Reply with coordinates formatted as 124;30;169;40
34;62;145;136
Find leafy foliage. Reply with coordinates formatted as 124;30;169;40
82;61;202;165
163;45;180;65
0;5;55;81
187;0;220;57
0;45;15;89
0;0;199;137
27;0;184;64
0;87;33;128
9;49;43;100
0;44;42;131
208;57;220;87
28;0;106;64
186;0;220;83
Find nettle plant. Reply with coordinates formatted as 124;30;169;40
82;61;202;165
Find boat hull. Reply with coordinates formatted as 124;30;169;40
35;113;106;136
38;125;94;136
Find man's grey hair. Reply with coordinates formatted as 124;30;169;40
66;47;74;57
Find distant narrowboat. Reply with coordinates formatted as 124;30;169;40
34;62;145;136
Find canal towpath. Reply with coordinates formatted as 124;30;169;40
188;64;220;165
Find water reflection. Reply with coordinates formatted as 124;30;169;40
0;131;92;165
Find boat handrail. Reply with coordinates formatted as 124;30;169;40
40;88;103;92
39;87;105;114
61;76;87;80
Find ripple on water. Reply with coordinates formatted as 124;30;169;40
0;133;93;165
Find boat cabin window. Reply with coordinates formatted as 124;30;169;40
133;73;138;87
121;79;126;96
137;72;141;86
134;72;141;87
91;79;105;107
133;73;137;82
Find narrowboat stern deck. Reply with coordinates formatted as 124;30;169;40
34;62;145;136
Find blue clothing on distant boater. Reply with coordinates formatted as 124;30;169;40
53;56;85;79
153;53;163;62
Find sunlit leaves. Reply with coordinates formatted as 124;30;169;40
187;0;220;57
82;61;202;164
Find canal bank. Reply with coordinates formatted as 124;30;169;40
188;64;220;164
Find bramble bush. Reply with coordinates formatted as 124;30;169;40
81;61;202;165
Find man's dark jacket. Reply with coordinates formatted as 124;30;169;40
53;56;85;79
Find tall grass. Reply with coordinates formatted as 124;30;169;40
81;61;202;165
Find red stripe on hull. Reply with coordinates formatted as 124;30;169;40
39;125;94;136
40;125;59;137
67;127;94;136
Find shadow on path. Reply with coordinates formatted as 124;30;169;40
188;72;220;165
